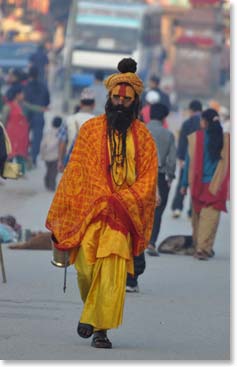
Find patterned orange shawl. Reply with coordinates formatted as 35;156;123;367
45;115;158;257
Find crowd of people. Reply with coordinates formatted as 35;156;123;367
0;62;50;175
0;55;230;350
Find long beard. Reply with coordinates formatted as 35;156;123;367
105;99;135;184
105;99;135;133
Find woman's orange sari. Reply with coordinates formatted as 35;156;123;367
46;115;158;261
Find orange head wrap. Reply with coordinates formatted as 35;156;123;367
104;58;144;96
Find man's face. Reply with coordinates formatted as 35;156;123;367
111;84;135;109
105;84;136;133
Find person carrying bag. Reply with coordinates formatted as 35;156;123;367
0;121;22;179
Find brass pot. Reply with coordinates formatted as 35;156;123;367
51;243;70;268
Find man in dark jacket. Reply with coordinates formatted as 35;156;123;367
171;100;202;218
24;66;50;167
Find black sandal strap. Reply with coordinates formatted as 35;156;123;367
77;322;93;338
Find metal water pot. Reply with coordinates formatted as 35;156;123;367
51;242;70;268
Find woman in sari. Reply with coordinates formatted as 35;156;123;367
181;108;230;260
3;85;29;176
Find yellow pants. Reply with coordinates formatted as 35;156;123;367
192;206;220;253
74;246;127;330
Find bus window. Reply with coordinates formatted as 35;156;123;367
75;24;140;54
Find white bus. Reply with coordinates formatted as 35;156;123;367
62;0;163;111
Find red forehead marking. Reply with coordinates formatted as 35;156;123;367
118;84;127;97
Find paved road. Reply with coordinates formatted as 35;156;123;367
0;155;230;360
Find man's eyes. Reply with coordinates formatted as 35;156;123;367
112;95;132;101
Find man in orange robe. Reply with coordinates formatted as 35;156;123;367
46;58;158;349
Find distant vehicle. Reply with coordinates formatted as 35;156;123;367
62;0;163;111
0;42;38;75
172;7;227;99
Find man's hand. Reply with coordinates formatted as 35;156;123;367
179;159;185;168
180;186;187;196
57;159;64;173
156;188;161;207
156;194;161;207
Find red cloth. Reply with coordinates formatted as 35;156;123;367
191;130;228;213
176;36;215;47
140;105;150;124
6;101;29;158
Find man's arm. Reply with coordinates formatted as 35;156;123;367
1;105;10;126
57;124;68;172
23;101;47;113
177;122;187;162
166;132;176;183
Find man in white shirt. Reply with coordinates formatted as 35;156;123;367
57;88;95;172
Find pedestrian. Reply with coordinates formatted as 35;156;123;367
141;74;171;110
3;85;29;176
146;95;176;256
5;68;25;102
140;89;159;125
46;58;158;349
57;88;95;172
29;43;49;84
180;108;230;260
171;100;202;218
140;75;170;127
40;116;62;191
89;70;107;116
24;66;50;168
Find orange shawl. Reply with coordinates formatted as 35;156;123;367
45;115;158;257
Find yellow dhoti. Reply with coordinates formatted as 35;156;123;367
75;246;128;330
74;219;133;330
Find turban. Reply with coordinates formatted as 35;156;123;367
104;58;144;96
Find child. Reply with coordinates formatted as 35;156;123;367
40;116;62;191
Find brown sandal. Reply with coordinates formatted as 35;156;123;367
91;330;112;349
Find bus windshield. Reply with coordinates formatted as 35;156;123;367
74;24;139;53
